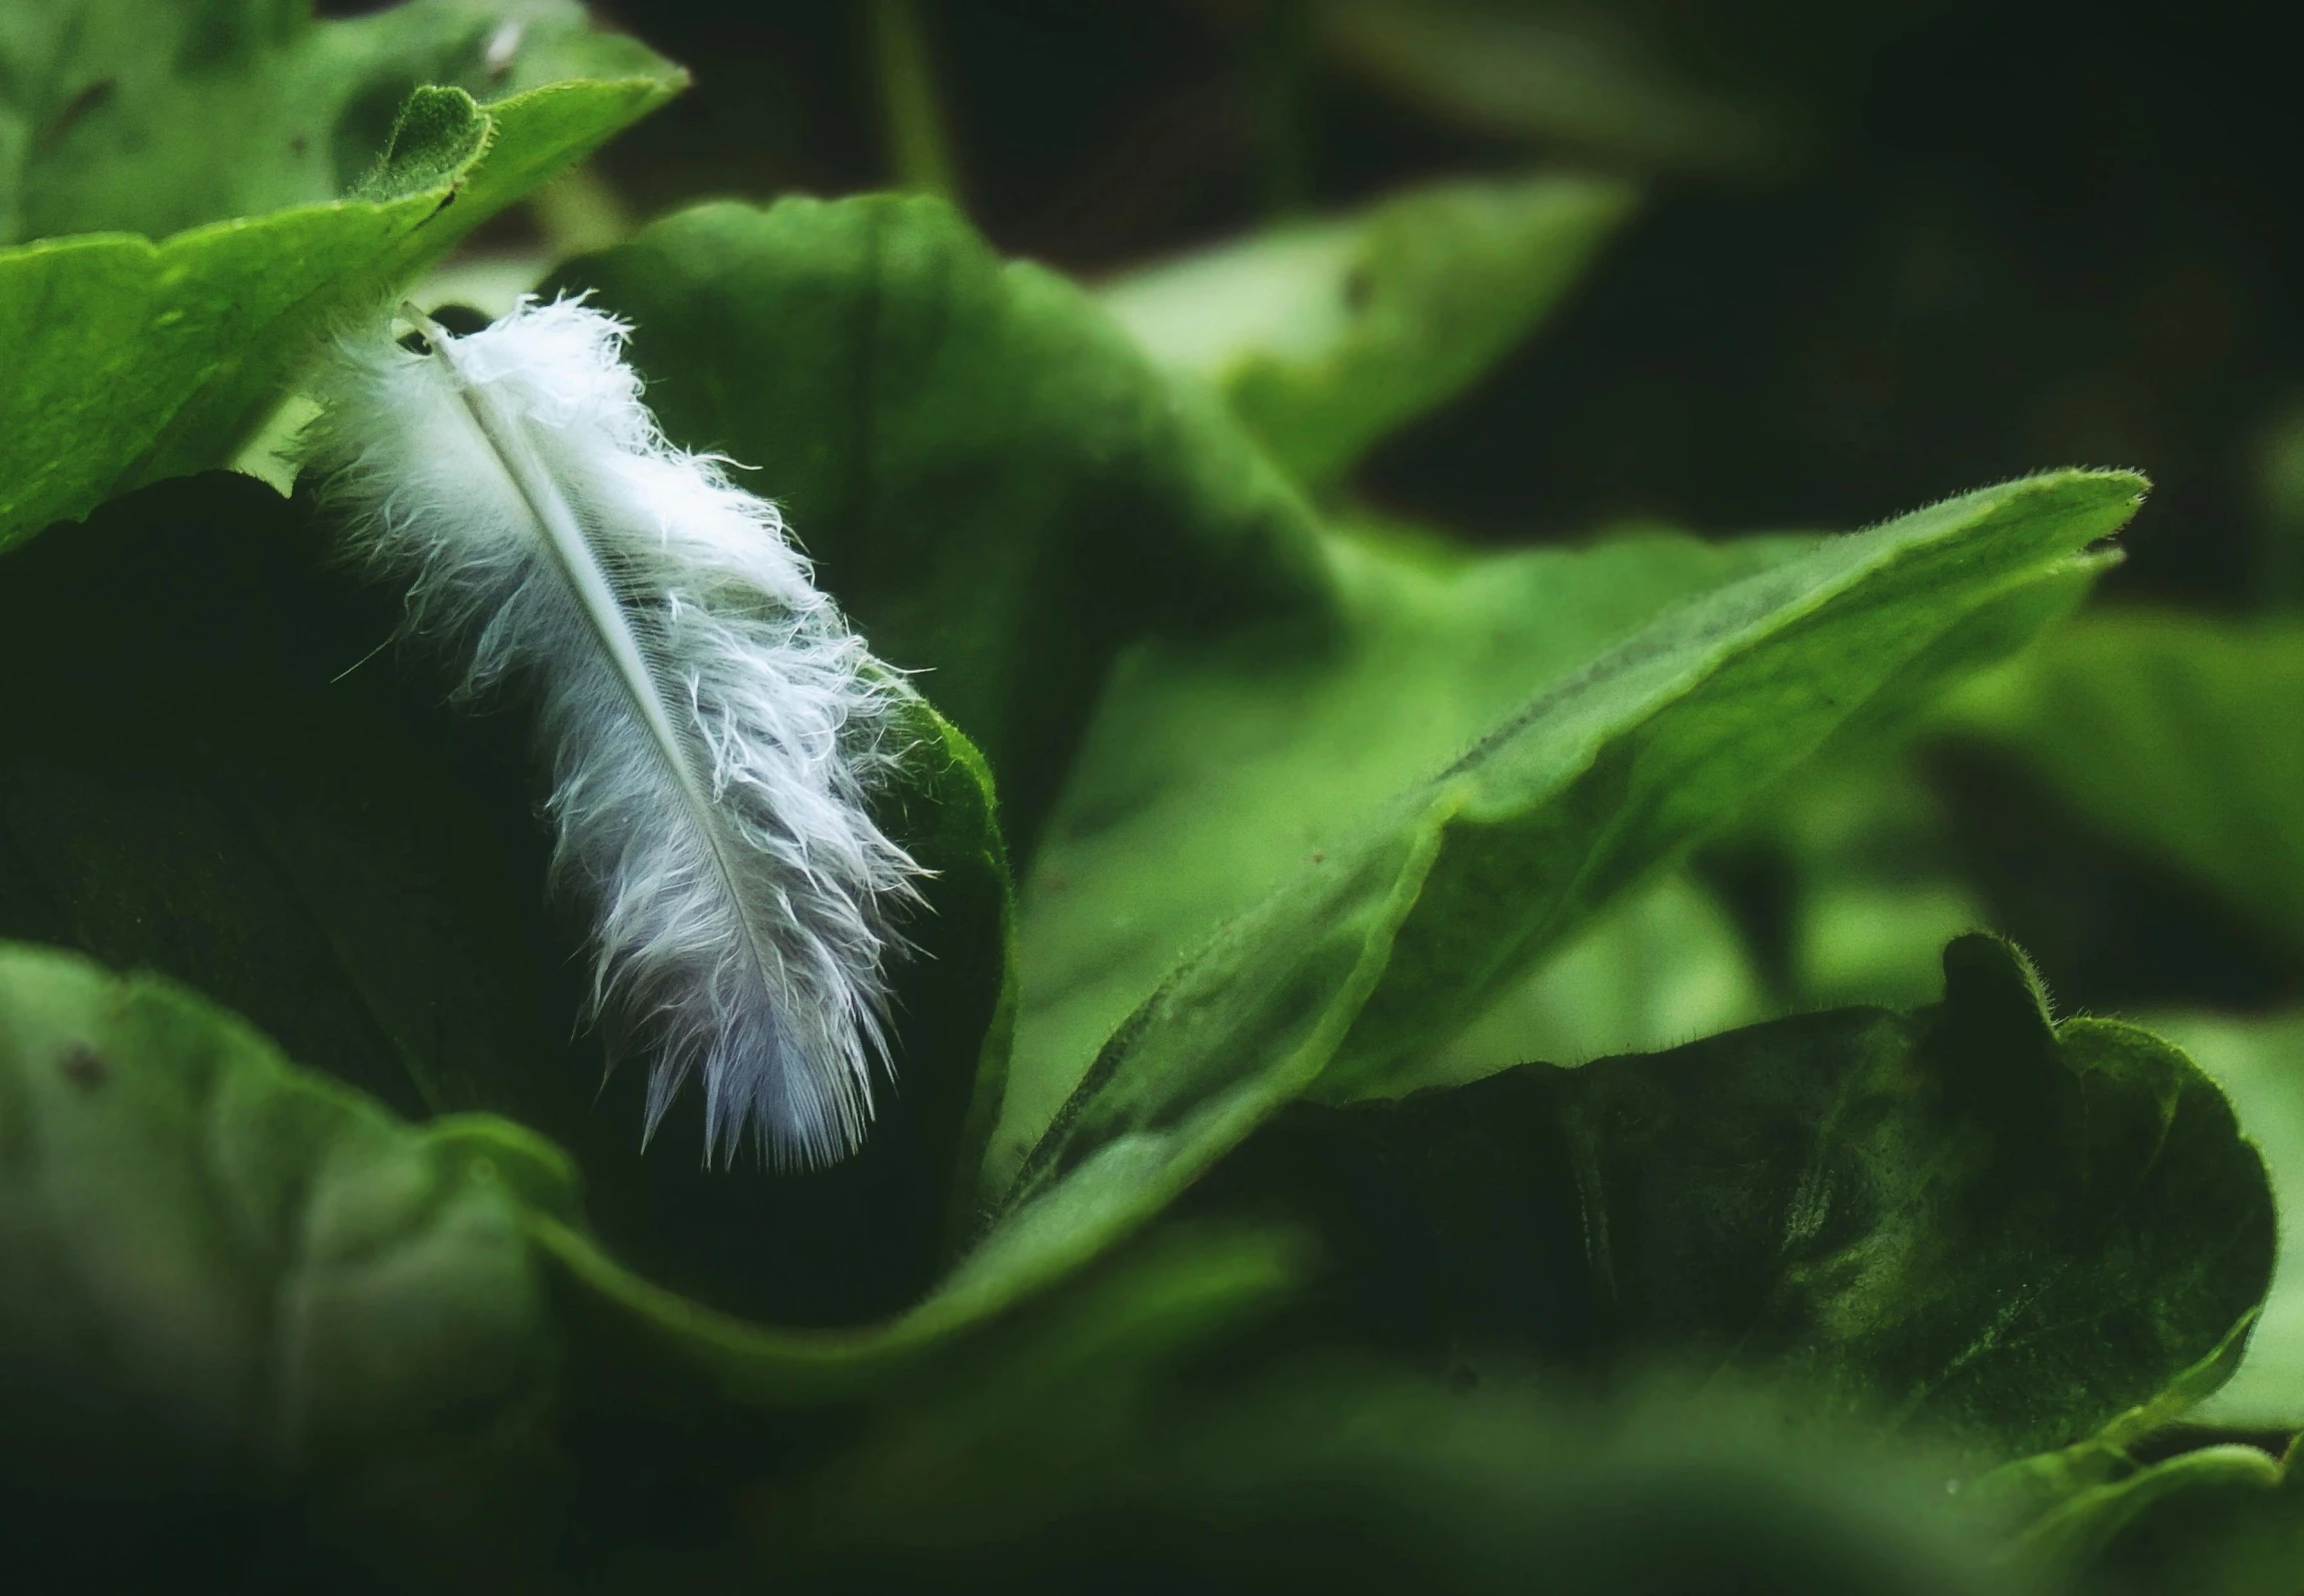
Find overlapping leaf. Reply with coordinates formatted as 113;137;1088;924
1004;524;1807;1161
2144;1011;2304;1428
1200;935;2273;1466
1421;869;1765;1090
0;4;682;549
997;474;2139;1241
0;31;2271;1578
1944;612;2304;958
512;473;2149;1416
2013;1439;2304;1596
0;0;669;243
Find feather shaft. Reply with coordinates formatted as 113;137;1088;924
426;323;791;1026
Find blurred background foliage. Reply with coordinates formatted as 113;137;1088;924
544;0;2294;604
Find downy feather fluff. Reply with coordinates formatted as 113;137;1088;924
302;296;922;1167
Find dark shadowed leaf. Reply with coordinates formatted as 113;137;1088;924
791;1362;2012;1596
1199;936;2274;1467
0;941;562;1587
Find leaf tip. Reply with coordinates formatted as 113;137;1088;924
1941;931;2056;1034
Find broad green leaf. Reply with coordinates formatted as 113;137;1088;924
1014;525;2105;1177
1945;611;2304;958
554;193;1333;850
0;941;560;1583
1100;172;1635;484
2144;1011;2304;1429
0;65;680;548
1199;937;2274;1466
998;472;2139;1214
1323;481;2133;1101
1812;544;2110;760
1695;555;2100;1013
0;0;668;242
1004;523;1808;1174
0;473;1010;1328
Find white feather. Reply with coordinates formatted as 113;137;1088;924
301;296;923;1167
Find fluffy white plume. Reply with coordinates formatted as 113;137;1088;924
302;296;922;1167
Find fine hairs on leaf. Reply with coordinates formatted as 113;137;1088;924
300;296;924;1168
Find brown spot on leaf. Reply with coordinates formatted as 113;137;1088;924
58;1043;108;1088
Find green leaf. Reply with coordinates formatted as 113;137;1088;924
1694;553;2101;1015
0;940;561;1583
788;1218;1315;1557
1418;868;1766;1091
1768;755;1994;1010
797;1365;2012;1594
1944;610;2304;959
1004;522;1807;1177
0;57;680;550
553;193;1334;849
0;0;673;243
1970;1316;2262;1537
559;478;2117;1411
1200;936;2275;1466
1100;173;1636;484
18;473;2124;1419
2011;1439;2304;1596
2143;1010;2304;1429
997;472;2139;1235
0;472;1010;1328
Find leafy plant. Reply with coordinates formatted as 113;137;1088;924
2;4;2299;1593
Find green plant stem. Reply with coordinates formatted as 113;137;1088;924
868;0;963;204
1251;0;1313;217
